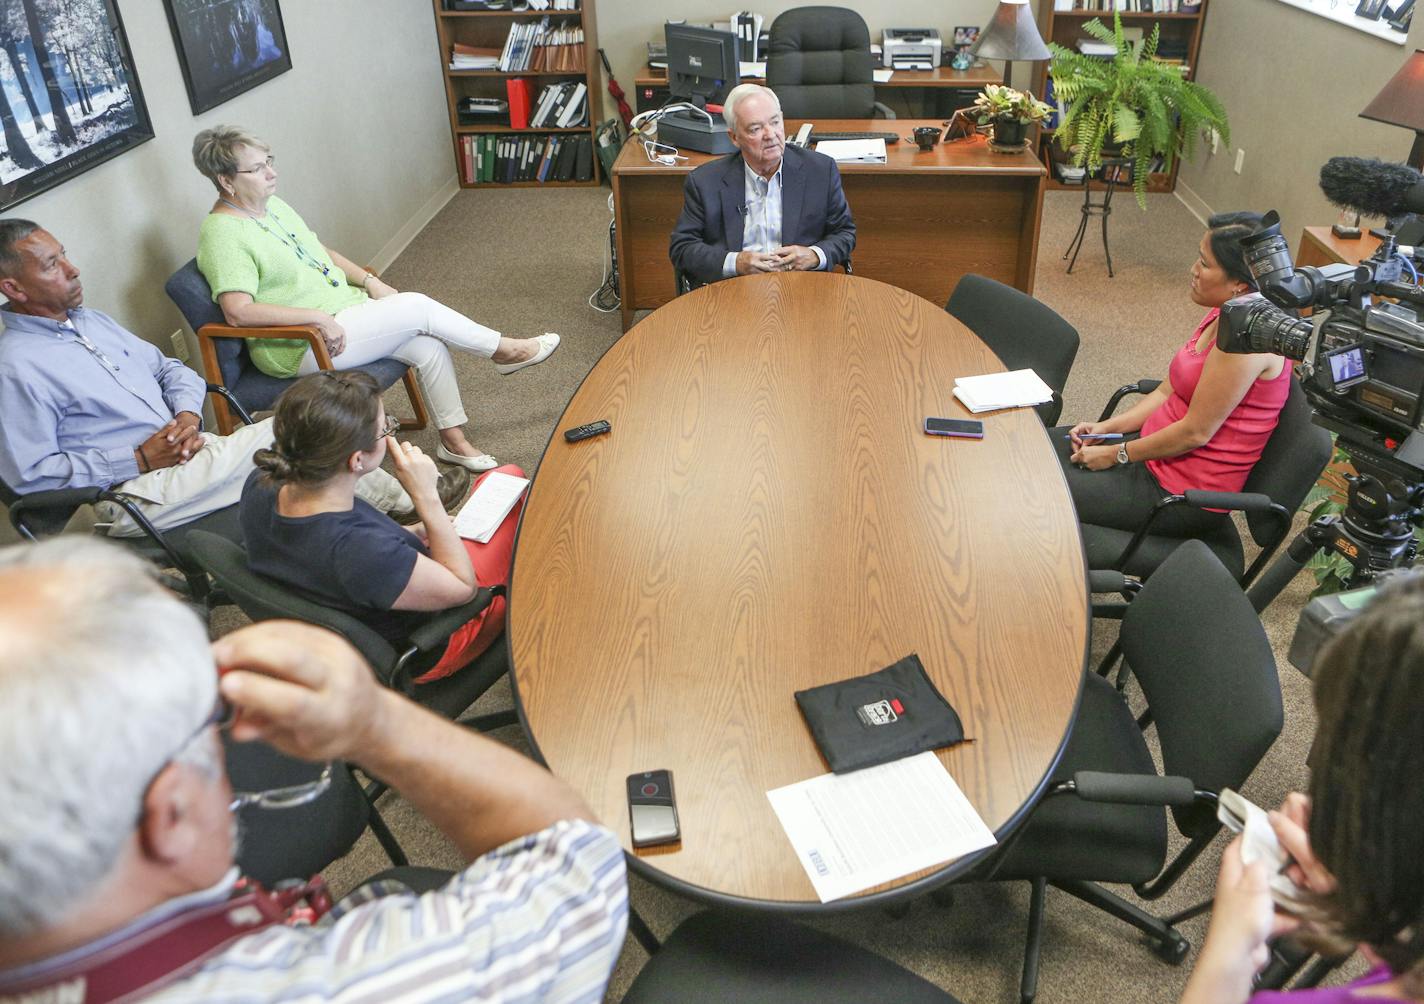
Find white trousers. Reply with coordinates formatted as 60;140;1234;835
98;417;410;537
297;292;503;431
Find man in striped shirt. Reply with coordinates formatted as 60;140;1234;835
0;539;627;1003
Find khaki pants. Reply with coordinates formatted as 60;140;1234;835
97;417;410;537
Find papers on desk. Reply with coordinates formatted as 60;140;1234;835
740;61;766;78
767;752;996;902
952;368;1055;413
873;68;894;83
452;471;529;543
814;138;887;164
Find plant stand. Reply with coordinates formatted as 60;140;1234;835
1063;156;1133;278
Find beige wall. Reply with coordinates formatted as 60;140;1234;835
1178;1;1424;240
597;1;1019;111
12;0;456;351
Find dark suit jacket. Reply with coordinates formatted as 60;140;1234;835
668;143;856;286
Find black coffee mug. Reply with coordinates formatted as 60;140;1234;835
913;126;942;152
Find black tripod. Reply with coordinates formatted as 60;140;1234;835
1246;432;1424;617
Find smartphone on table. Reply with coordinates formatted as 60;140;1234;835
628;770;681;848
924;417;984;439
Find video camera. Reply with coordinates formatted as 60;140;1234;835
1215;209;1424;669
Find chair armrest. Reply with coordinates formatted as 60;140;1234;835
205;383;255;426
873;101;896;120
1115;491;1289;576
1088;569;1130;594
1053;771;1206;808
10;485;104;512
197;323;333;369
406;587;498;653
1096;379;1162;423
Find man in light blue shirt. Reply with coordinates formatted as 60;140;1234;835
670;84;856;286
0;221;413;535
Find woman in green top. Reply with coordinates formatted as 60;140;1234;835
192;125;558;473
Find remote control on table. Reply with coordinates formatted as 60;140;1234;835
564;420;611;442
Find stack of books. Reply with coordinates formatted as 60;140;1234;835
1058;0;1201;10
951;370;1055;413
529;80;588;128
449;42;500;70
497;18;585;72
460;133;594;185
525;0;580;9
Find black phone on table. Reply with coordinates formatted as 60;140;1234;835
925;417;984;439
628;770;680;847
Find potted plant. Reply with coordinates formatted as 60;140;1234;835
1049;13;1229;207
973;84;1053;151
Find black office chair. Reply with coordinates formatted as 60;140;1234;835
1;382;253;610
165;260;427;436
623;911;961;1003
225;737;409;881
185;531;515;729
945;274;1080;426
983;540;1282;1003
1082;376;1332;586
765;7;894;119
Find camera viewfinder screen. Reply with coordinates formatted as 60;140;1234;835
1328;347;1367;389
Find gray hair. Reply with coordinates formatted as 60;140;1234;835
0;218;39;280
0;539;218;938
723;83;781;134
191;125;270;190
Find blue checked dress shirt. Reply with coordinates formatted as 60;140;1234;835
0;307;207;493
721;160;829;277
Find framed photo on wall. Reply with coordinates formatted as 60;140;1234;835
0;0;153;213
163;0;293;115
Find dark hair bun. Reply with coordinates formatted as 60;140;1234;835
253;446;298;482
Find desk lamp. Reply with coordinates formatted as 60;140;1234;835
969;0;1050;90
1359;48;1424;171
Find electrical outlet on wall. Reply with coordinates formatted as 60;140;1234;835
1209;128;1219;155
1234;148;1246;175
170;329;189;362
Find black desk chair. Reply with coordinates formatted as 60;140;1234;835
1;382;253;610
165;259;427;436
766;7;894;119
226;737;409;881
945;274;1080;426
624;911;961;1003
984;540;1282;1003
185;531;515;731
1083;376;1332;586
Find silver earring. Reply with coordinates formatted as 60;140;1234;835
355;462;363;471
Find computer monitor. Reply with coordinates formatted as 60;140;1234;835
665;24;738;111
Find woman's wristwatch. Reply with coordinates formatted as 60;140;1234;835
1116;442;1131;465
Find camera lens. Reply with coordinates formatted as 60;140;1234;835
1241;211;1295;291
1242;300;1313;359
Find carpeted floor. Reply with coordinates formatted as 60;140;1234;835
228;184;1347;1003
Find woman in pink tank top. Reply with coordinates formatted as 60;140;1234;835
1052;213;1292;537
1178;578;1424;1004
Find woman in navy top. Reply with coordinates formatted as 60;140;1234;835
240;370;523;682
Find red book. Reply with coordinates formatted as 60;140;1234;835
506;77;532;130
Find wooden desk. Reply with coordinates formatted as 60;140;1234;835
611;120;1047;330
509;273;1088;908
634;63;1002;89
1297;226;1383;269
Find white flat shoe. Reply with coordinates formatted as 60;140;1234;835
492;333;560;375
436;442;499;472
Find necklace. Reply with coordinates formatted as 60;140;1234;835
219;198;341;288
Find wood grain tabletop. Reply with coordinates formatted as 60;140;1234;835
509;271;1086;907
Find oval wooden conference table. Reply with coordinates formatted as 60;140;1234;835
509;271;1087;911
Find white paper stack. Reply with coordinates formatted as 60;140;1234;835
452;471;530;543
813;138;887;164
952;369;1054;413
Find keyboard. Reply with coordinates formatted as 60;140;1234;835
809;130;900;144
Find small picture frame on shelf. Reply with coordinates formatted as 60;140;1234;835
952;26;980;49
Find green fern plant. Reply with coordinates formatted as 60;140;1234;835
1048;13;1229;208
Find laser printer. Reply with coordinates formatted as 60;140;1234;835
882;28;942;71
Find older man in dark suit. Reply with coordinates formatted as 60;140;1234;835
669;83;856;286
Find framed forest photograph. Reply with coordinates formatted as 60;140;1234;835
163;0;292;115
0;0;153;212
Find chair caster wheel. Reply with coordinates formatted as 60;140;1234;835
1154;934;1190;965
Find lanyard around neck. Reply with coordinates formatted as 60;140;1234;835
220;200;341;288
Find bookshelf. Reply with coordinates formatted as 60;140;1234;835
431;0;605;189
1031;1;1210;194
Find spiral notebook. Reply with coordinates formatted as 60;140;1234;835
453;472;529;543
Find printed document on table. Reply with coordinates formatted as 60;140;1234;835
873;68;894;82
453;471;530;543
766;751;996;902
813;138;888;164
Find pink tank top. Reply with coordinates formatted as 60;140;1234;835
1141;308;1293;495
